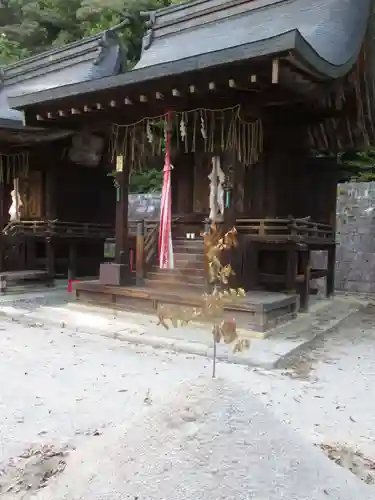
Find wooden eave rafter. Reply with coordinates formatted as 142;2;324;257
24;56;323;128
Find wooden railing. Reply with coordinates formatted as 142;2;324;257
3;220;114;239
103;220;159;285
135;220;159;284
235;217;334;241
144;222;159;266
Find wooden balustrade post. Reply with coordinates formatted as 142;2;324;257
136;220;145;285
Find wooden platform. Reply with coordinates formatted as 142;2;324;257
74;281;299;333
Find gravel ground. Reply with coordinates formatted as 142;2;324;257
0;302;375;497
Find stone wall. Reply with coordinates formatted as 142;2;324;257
128;193;161;220
313;182;375;294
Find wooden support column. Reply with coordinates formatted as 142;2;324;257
135;220;145;285
68;241;77;282
115;165;130;265
45;236;55;279
26;239;37;270
326;245;336;298
286;244;298;293
203;219;211;292
299;248;311;312
99;156;131;286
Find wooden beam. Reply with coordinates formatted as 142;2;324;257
115;157;131;267
272;59;279;84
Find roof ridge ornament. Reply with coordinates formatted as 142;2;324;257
140;11;157;51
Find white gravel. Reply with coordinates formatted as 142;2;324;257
0;303;375;497
31;378;375;500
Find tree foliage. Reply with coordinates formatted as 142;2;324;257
129;168;163;193
157;225;249;378
0;0;177;65
340;149;375;182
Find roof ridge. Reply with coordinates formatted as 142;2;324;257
150;0;276;20
2;29;120;75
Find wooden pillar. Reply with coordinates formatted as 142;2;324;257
299;248;311;312
99;156;131;286
286;244;298;293
326;245;336;298
115;164;130;265
26;239;37;270
68;241;77;281
45;236;55;279
135;220;145;285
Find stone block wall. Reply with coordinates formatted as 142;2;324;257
128;193;161;220
313;182;375;294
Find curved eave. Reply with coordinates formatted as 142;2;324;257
8;29;361;113
291;31;363;80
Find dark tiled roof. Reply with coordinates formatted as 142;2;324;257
7;0;373;110
135;0;371;75
0;29;124;127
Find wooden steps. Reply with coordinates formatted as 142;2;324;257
144;237;206;291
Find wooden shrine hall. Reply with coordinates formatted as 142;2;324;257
0;31;126;290
8;0;375;329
